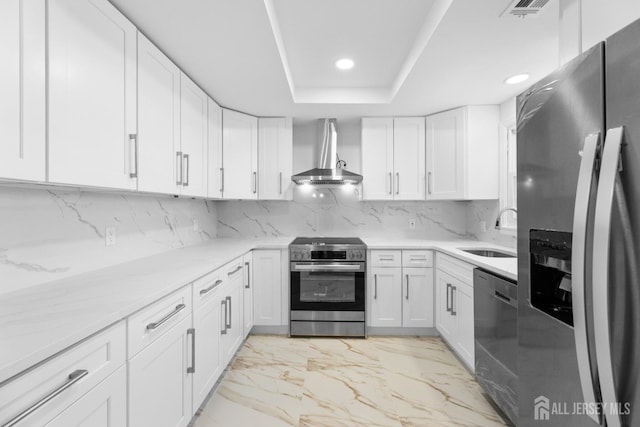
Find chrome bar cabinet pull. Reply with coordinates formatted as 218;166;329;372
187;328;196;374
199;279;223;296
245;262;250;288
4;369;89;427
228;265;243;276
182;153;190;187
129;133;138;178
146;304;186;330
220;299;228;334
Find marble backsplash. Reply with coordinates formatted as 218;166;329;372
0;186;217;295
216;188;517;249
216;187;472;240
466;200;517;249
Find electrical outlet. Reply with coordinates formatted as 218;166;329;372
409;219;416;229
192;218;199;231
105;227;116;246
480;221;487;233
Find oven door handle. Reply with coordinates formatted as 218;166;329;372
293;264;363;272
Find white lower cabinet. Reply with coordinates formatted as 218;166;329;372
435;253;475;370
454;281;474;366
252;250;283;326
192;278;224;413
435;270;457;342
0;322;126;426
242;252;254;338
369;250;434;329
402;267;434;328
128;315;193;427
368;267;403;327
221;258;245;366
45;366;127;427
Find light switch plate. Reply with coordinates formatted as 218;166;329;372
409;219;416;229
192;218;199;231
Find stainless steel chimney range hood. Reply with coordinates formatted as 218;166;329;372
291;119;363;185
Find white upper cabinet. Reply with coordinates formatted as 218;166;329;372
179;73;208;197
0;0;45;182
258;117;293;200
361;118;394;200
362;117;425;200
137;32;181;194
207;98;223;199
393;117;426;200
222;109;258;199
426;106;499;200
48;0;137;190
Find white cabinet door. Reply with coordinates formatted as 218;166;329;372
129;316;192;427
454;282;475;370
393;117;425;200
45;367;127;427
426;108;464;200
368;267;402;327
137;32;180;194
222;109;257;199
258;117;293;200
192;294;223;413
221;260;245;365
242;252;254;338
48;0;137;190
361;118;394;200
207;98;223;199
252;250;283;326
0;0;45;182
425;106;498;200
435;270;456;343
402;268;434;328
179;73;208;197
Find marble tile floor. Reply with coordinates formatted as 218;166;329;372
192;335;511;427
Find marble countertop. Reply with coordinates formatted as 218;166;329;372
362;238;517;281
0;237;292;385
0;236;516;385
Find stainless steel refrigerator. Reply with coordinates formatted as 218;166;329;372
517;18;640;427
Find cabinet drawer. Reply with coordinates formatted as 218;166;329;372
402;250;433;268
192;269;224;311
436;253;474;285
0;321;126;426
127;285;192;358
369;250;401;267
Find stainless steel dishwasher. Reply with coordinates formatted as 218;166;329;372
474;268;517;425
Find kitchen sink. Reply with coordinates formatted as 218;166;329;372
460;248;516;258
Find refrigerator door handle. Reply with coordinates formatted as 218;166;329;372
571;132;602;425
593;126;625;427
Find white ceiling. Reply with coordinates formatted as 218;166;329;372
110;0;560;120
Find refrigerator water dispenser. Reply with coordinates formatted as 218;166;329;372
529;229;574;326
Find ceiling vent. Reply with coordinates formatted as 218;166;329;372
501;0;550;18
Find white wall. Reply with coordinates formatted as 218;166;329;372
0;187;217;295
559;0;640;64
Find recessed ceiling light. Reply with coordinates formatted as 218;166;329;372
505;73;530;85
335;58;354;70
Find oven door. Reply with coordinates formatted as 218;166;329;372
290;262;365;311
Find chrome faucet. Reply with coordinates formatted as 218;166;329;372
495;207;518;230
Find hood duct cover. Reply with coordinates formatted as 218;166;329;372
291;119;363;185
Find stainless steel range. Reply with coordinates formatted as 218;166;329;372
289;237;366;337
